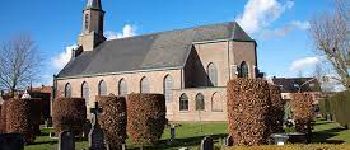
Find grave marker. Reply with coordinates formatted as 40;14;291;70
200;136;214;150
88;102;104;150
59;131;74;150
0;133;24;150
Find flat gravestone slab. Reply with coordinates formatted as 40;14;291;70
0;133;24;150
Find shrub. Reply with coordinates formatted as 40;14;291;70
96;94;127;149
227;79;271;146
4;98;36;144
291;93;314;134
127;93;166;145
225;145;350;150
52;98;87;136
330;91;350;128
0;104;5;133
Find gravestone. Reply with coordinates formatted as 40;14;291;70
0;133;24;150
200;136;214;150
59;131;75;150
224;135;233;146
89;102;104;150
45;117;53;128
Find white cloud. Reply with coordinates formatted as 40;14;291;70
105;24;137;41
260;20;310;39
51;45;78;72
235;0;294;34
289;56;321;72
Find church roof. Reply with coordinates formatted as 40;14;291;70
58;22;254;78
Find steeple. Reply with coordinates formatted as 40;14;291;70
87;0;102;10
77;0;106;52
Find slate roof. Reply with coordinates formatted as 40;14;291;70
58;22;254;78
272;78;322;93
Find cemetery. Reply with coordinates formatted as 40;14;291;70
0;0;349;150
0;79;350;150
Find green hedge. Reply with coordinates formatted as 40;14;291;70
329;91;350;127
318;97;331;115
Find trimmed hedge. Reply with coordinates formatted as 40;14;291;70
127;93;166;145
52;98;87;136
225;145;350;150
0;104;5;133
227;79;271;146
96;94;127;149
4;98;36;144
329;91;350;127
291;93;314;134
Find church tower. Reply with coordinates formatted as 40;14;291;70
78;0;106;52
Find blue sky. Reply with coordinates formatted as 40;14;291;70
0;0;333;85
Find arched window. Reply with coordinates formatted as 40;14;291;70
179;93;188;111
65;83;72;98
81;82;89;106
164;75;173;103
98;80;107;96
207;63;218;86
239;61;249;79
211;93;223;112
118;79;127;95
140;77;150;93
195;93;205;111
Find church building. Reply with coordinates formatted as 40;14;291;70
54;0;258;122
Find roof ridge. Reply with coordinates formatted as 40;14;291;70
106;22;236;42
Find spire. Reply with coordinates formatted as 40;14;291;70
87;0;102;10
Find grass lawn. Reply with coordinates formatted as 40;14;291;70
24;120;350;150
312;119;350;144
24;122;227;150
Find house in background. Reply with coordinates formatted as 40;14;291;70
271;77;322;105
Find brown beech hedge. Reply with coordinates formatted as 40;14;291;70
4;98;36;144
227;79;273;146
269;84;285;133
127;93;166;145
0;104;5;133
291;93;314;134
52;98;87;136
97;94;127;149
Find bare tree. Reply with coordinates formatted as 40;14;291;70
309;0;350;89
0;34;41;92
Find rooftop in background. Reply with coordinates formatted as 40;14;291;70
272;77;322;93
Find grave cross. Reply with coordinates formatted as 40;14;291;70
90;102;103;126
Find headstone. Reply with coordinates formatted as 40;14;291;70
200;136;214;150
170;126;176;141
59;131;75;150
224;135;234;146
45;117;53;128
0;133;24;150
88;102;104;150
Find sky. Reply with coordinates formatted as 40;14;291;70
0;0;334;85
